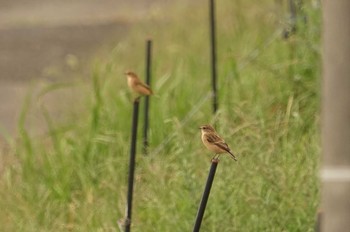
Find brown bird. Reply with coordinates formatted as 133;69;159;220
200;124;237;161
125;71;153;100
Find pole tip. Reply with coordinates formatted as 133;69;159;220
117;218;130;230
134;97;141;103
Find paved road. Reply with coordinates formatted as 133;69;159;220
0;0;168;140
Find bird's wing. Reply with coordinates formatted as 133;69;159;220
206;134;231;152
206;133;237;160
206;133;224;143
214;141;231;153
135;80;153;94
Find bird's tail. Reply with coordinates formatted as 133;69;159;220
228;151;237;161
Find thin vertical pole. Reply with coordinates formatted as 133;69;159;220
288;0;297;34
124;99;140;232
283;0;304;39
193;159;219;232
286;0;297;82
209;0;218;114
143;39;152;155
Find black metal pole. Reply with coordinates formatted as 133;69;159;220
209;0;218;114
283;0;299;39
143;39;152;155
288;0;297;33
124;99;140;232
193;159;219;232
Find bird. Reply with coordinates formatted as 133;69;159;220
125;71;153;100
199;124;237;161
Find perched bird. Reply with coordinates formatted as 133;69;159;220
200;124;237;161
125;71;153;100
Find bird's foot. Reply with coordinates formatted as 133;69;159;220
134;96;141;103
211;154;220;163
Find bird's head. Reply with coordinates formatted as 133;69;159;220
125;71;137;78
199;124;215;133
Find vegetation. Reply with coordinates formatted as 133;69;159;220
0;0;321;231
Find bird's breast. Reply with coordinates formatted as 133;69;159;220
127;77;135;88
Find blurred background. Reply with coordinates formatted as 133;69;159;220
2;0;343;231
0;0;170;138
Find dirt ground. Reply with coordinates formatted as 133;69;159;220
0;0;169;141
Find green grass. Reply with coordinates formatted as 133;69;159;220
0;0;321;231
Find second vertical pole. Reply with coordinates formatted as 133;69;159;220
143;39;152;155
209;0;218;114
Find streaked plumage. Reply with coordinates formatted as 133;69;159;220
200;124;237;161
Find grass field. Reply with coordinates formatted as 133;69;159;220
0;0;321;231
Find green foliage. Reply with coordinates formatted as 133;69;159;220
0;0;321;231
